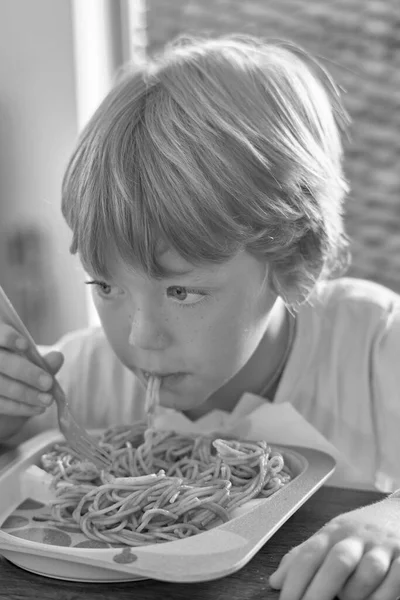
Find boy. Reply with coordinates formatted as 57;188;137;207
0;34;399;599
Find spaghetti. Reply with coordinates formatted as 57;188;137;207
144;374;161;429
40;377;292;546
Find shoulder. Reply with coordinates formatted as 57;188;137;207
308;277;400;323
294;277;400;363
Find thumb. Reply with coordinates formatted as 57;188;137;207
42;351;64;375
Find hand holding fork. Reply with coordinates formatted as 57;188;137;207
0;285;111;469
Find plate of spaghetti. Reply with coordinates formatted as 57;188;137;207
0;377;336;583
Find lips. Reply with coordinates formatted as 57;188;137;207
143;371;175;378
133;368;188;394
140;369;185;380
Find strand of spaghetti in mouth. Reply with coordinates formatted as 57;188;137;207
39;376;292;546
144;375;161;428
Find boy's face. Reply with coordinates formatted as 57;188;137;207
88;249;279;412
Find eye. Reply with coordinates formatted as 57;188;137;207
86;280;121;298
166;286;206;306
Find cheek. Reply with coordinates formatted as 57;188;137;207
95;301;129;354
190;292;270;367
207;314;256;363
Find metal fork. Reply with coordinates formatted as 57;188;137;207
0;285;112;470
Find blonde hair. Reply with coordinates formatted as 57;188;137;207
62;33;350;306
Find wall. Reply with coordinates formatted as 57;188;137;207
0;0;88;343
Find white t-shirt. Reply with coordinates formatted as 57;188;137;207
22;277;400;492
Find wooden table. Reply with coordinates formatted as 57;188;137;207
0;483;384;600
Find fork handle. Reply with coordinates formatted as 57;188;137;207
0;285;66;406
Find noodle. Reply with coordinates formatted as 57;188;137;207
144;375;161;428
40;377;292;546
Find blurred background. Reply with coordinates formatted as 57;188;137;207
0;0;399;344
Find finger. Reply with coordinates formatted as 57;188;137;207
43;351;64;375
340;547;391;600
0;396;46;417
269;546;301;588
0;350;53;392
0;323;29;352
270;534;331;600
0;373;53;408
367;555;400;600
301;537;364;600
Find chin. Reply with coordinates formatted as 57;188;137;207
159;387;209;412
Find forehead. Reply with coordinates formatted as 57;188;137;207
102;247;267;287
157;246;197;276
102;247;207;280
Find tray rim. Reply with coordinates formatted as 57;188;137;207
0;428;336;582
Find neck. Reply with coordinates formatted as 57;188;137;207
184;298;291;420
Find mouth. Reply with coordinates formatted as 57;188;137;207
139;370;188;387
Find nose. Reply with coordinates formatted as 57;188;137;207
128;305;170;351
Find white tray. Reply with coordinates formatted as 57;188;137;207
0;429;335;583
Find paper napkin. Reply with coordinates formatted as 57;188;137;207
154;393;372;489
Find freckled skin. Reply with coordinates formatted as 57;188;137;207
90;250;288;413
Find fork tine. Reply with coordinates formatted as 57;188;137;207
71;435;110;460
68;425;100;448
82;445;112;466
80;440;112;464
74;443;112;469
60;411;112;464
62;428;111;467
76;434;112;461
